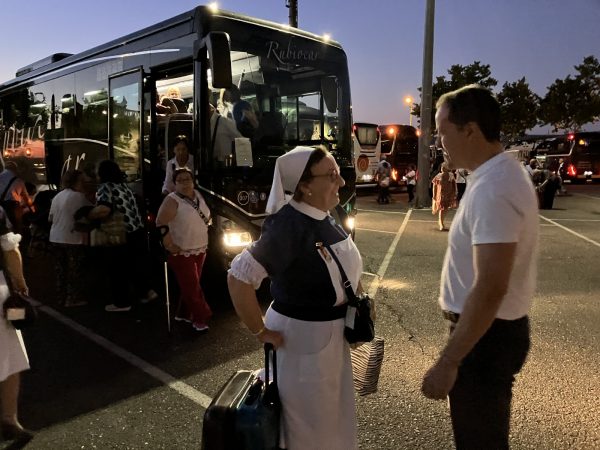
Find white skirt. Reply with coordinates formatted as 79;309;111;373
0;271;29;382
265;306;357;450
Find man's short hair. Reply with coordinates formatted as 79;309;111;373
436;84;501;143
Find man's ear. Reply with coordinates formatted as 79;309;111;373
464;121;479;140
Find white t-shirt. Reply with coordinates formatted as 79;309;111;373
49;188;92;245
439;152;539;320
405;169;417;185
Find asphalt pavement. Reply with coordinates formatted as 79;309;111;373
4;183;600;449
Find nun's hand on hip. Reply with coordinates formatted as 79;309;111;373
257;328;284;350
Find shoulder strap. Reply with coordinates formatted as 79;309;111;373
175;192;211;227
317;240;358;305
1;176;18;201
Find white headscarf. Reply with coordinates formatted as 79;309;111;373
265;146;314;214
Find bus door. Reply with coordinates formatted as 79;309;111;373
108;70;143;193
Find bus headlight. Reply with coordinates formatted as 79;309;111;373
223;230;253;248
361;174;373;182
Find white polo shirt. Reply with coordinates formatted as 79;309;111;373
439;152;539;320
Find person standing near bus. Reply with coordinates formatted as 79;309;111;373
162;135;194;195
421;85;538;449
228;146;361;449
405;164;417;206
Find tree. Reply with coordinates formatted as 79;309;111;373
539;55;600;132
412;61;497;129
497;78;540;140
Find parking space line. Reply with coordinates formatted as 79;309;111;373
33;302;213;409
551;218;600;222
356;227;397;234
357;208;408;215
572;193;600;201
539;214;600;249
367;209;412;298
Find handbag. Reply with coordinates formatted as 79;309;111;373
90;211;127;247
379;176;390;188
1;270;37;330
321;242;375;344
350;337;385;396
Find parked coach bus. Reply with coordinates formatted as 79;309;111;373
379;124;419;186
352;122;381;186
0;5;356;268
534;132;600;183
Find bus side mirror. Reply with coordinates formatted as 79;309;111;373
205;32;232;88
321;77;338;113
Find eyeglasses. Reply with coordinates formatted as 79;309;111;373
311;169;340;183
175;177;194;184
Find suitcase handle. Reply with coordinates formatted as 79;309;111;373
264;343;277;386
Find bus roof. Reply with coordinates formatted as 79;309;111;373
0;6;342;90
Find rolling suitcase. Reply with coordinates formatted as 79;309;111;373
202;344;280;450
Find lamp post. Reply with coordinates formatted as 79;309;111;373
404;96;413;127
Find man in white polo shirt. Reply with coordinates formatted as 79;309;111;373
421;85;538;449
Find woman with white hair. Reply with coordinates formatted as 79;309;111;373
228;146;362;450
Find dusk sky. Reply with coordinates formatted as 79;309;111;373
1;0;599;130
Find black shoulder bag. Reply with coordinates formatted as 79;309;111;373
318;241;374;344
176;192;212;227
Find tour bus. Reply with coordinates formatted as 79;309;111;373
0;5;356;268
378;124;419;186
534;132;600;183
352;122;381;186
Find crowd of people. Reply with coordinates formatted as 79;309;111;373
1;85;540;449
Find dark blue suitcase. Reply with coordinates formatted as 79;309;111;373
202;344;280;450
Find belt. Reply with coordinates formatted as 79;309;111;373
442;310;460;323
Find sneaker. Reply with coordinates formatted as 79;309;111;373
192;322;209;332
140;289;159;304
105;304;132;312
174;316;192;323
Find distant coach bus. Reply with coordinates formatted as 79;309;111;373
379;124;419;185
535;132;600;182
352;122;381;186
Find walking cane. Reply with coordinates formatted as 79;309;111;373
158;225;171;334
163;259;171;333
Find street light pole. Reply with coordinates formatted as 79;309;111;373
415;0;435;209
286;0;298;27
404;96;413;127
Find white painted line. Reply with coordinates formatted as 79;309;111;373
572;193;600;201
35;303;213;408
367;209;413;298
539;214;600;249
552;218;600;222
356;227;397;234
357;208;407;215
362;271;379;278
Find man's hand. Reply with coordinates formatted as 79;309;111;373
421;356;459;400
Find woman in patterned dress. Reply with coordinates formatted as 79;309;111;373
89;160;157;312
432;162;457;231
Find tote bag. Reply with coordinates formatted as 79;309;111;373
350;336;385;396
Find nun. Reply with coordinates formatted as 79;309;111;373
228;146;363;450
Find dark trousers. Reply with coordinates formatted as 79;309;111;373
52;243;86;305
449;316;530;450
457;183;466;202
407;184;415;203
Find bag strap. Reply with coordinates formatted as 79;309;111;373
1;176;18;201
175;192;211;227
317;240;359;305
264;343;277;386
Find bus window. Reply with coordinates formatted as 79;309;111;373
109;71;142;182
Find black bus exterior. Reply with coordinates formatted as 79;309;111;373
378;124;419;186
535;132;600;183
0;6;356;268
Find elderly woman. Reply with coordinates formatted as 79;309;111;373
89;160;157;312
0;207;33;443
228;146;362;450
49;169;92;307
156;168;212;331
162;135;195;195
